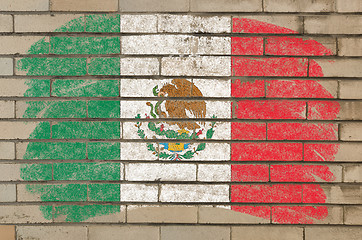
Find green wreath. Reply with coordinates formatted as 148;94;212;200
135;114;216;160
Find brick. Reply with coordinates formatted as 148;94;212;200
126;163;196;181
88;57;120;76
0;164;20;181
191;0;262;12
161;226;230;240
120;142;158;161
304;143;362;162
52;79;118;97
17;226;87;240
86;14;120;33
89;184;120;202
268;123;338;140
0;185;16;202
307;101;339;120
336;0;362;12
160;184;229;202
89;226;159;240
264;0;335;12
121;184;158;202
51;122;120;139
272;206;343;224
187;143;230;161
0;0;49;11
344;165;362;182
122;35;191;55
305;16;362;34
235;100;306;119
232;184;303;203
120;100;231;119
0;225;15;240
270;165;342;182
54;163;121;181
194;37;231;55
119;142;230;161
345;206;362;225
16;58;87;76
231;37;263;55
341;123;362;141
121;58;159;75
305;227;362;240
120;0;189;12
127;205;198;223
88;142;120;160
53;205;125;223
0;37;48;54
232;206;271;221
121;15;157;33
206;101;231;119
266;80;337;98
337;101;362;120
303;185;362;204
198;164;231;182
232;164;269;182
18;184;87;202
16;101;87;119
338;38;362;56
17;184;47;201
232;143;303;161
0;101;14;118
193;79;231;97
196;122;231;140
0;15;12;32
232;226;303;240
231;79;265;98
88;101;120;118
0;205;50;223
340;81;362;99
15;15;84;32
232;57;308;77
0;79;49;97
162;56;231;76
0;142;15;160
309;59;362;77
20;164;52;181
199;206;270;224
50;0;118;11
233;16;302;33
0;58;13;76
17;142;86;160
232;123;266;140
120;79;183;97
265;37;335;56
50;37;120;54
158;15;231;33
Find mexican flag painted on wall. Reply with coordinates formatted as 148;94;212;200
17;14;340;224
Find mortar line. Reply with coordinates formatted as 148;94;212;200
6;53;362;58
2;222;362;227
5;11;362;15
11;14;14;33
3;32;362;37
303;227;306;240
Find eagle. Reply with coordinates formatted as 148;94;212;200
156;79;206;130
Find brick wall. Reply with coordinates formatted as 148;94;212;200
0;0;361;239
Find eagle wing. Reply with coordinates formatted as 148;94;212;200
170;79;206;118
183;100;206;118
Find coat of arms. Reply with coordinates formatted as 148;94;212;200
135;79;216;160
